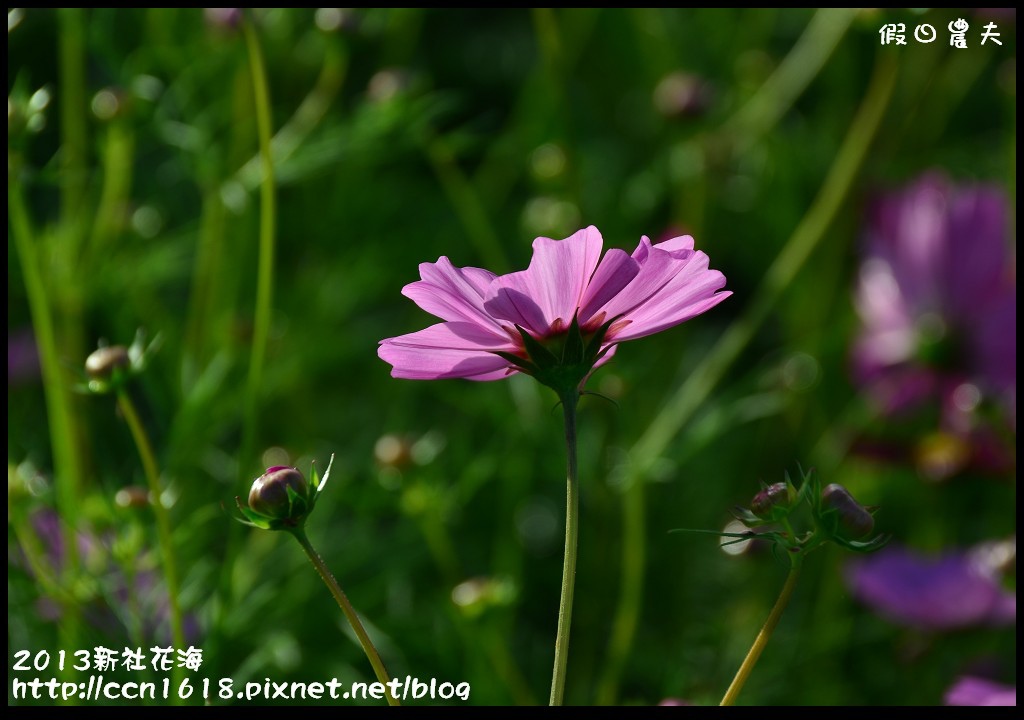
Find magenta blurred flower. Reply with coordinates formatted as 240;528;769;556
658;698;693;706
845;543;1016;630
945;676;1016;706
8;328;40;385
378;226;730;388
19;510;198;643
853;174;1015;423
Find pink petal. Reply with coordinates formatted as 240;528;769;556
378;345;512;380
481;285;549;337
653;234;695;255
579;248;639;325
595;243;683;321
631;236;652;263
612;289;731;342
607;250;730;341
484;226;603;334
401;257;500;329
464;367;518;382
613;251;727;337
378;322;515;380
383;322;513;351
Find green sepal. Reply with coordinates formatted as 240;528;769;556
492;351;537;374
561;314;585;366
233;497;273;530
308;454;335;513
285;484;308;519
832;533;891;553
583;317;616;365
515;325;559;370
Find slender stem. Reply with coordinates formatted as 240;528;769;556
211;15;279;662
116;391;186;655
595;479;643;705
291;530;400;706
725;9;857;150
720;559;802;706
9;181;84;664
58;7;87;226
234;38;347;191
549;392;580;706
241;14;277;462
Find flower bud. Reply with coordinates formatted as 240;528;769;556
750;482;796;519
248;466;309;521
821;483;874;539
85;345;130;381
204;8;242;30
653;71;713;120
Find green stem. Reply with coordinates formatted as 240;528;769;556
720;559;802;706
9;182;84;663
595;479;643;705
725;8;857;149
291;530;400;706
549;392;580;706
209;15;278;669
241;15;277;462
58;7;87;226
234;38;347;191
116;392;186;657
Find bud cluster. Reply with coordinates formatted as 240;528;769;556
730;468;887;558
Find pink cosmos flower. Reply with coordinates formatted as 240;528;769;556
378;226;730;387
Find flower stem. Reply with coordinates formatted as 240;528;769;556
549;392;580;706
10;182;84;670
240;13;277;464
291;530;400;706
116;389;186;700
720;558;802;706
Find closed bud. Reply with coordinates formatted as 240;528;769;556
85;345;130;381
248;466;309;521
750;482;796;519
821;483;874;539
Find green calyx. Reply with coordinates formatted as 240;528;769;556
235;455;334;532
492;314;615;397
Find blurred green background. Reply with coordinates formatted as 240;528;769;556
8;8;1016;706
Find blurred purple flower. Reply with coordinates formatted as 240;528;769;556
845;543;1016;630
658;698;693;706
204;8;241;30
20;510;197;644
853;173;1015;424
945;676;1016;706
8;328;40;385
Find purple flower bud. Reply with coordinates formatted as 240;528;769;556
85;346;130;381
821;483;874;539
248;466;309;520
750;482;795;519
